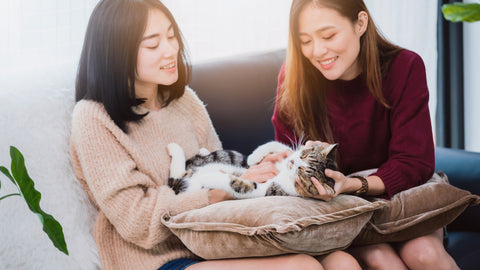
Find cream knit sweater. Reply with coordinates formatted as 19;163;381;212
70;87;222;270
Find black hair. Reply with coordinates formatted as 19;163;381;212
75;0;191;132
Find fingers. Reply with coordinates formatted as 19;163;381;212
311;177;333;202
295;178;308;193
325;169;343;180
241;162;279;183
262;150;292;163
296;177;334;202
305;140;330;148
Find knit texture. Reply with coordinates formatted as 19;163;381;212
272;50;435;199
70;87;221;270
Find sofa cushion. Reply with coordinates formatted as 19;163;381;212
435;147;480;233
163;195;385;259
190;50;285;155
353;172;480;245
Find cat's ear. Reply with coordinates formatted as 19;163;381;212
322;144;338;160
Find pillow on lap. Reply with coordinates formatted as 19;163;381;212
162;195;385;259
353;171;480;245
163;172;479;259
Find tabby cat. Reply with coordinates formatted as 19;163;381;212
167;141;338;199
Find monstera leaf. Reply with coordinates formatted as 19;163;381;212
0;146;69;255
442;2;480;23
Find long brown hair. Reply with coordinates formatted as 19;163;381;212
278;0;402;143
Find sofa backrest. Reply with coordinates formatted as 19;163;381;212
190;50;286;155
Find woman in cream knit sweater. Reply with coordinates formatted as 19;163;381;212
71;0;360;269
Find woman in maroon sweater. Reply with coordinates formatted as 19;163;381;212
271;0;458;269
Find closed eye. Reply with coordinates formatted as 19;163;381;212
323;33;336;40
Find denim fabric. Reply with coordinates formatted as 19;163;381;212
158;258;202;270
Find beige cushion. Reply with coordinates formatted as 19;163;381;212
163;195;385;259
354;172;480;245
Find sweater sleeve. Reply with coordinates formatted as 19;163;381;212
70;102;210;250
372;52;435;198
272;63;298;148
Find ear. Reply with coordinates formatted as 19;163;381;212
322;143;338;160
356;11;368;36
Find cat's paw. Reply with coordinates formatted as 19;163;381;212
247;141;291;166
198;148;210;156
229;176;257;193
167;143;184;157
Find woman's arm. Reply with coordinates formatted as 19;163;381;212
371;51;435;198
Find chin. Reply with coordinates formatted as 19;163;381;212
320;72;341;81
159;76;179;86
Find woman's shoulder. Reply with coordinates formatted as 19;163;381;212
71;99;117;133
390;49;425;70
72;100;107;122
175;86;207;111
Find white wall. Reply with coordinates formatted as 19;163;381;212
463;8;480;152
162;0;292;63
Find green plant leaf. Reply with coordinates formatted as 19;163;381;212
9;146;69;255
0;165;17;186
442;3;480;23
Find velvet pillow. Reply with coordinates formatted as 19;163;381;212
353;171;480;245
162;195;385;259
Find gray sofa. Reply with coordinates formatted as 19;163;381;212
190;50;480;269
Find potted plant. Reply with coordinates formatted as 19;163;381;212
0;146;68;255
442;2;480;22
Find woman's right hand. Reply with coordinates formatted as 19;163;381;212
240;150;292;183
208;189;234;204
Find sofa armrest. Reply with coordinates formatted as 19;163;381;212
435;147;480;232
435;147;480;195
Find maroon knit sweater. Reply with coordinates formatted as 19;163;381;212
272;50;435;199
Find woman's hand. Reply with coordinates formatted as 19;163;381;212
296;169;359;201
208;189;234;204
304;140;330;148
240;150;292;183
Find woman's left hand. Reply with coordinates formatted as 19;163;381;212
296;169;351;201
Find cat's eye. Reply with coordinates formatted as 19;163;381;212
288;160;294;169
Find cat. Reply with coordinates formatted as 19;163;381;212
167;141;338;199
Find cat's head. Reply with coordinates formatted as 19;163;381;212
284;144;338;196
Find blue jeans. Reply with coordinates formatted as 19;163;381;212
158;258;203;270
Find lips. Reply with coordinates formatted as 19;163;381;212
160;62;176;70
319;56;338;69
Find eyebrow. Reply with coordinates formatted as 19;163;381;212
142;25;173;41
299;25;335;36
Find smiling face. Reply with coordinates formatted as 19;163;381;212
135;8;179;92
298;3;367;81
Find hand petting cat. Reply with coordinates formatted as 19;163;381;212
298;140;386;201
296;168;350;202
240;150;292;183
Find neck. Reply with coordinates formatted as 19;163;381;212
136;83;162;111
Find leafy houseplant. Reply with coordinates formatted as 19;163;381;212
442;2;480;22
0;146;69;255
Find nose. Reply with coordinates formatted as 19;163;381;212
312;40;327;58
159;39;178;58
